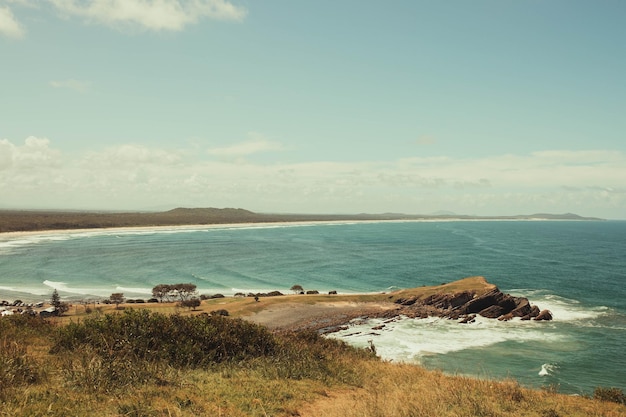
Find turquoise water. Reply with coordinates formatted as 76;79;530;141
1;220;625;394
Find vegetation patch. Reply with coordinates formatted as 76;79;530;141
52;309;278;367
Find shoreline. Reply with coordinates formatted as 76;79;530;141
0;215;602;240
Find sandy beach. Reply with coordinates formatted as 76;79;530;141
0;219;415;240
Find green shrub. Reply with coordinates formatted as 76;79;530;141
593;387;626;404
52;309;277;368
59;345;177;393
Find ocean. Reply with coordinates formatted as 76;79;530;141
1;220;624;395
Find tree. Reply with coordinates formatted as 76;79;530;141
290;284;304;294
109;293;125;309
51;289;61;309
152;283;198;303
172;283;197;302
50;289;69;316
152;284;173;302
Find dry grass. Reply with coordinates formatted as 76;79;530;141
298;361;626;417
2;283;625;417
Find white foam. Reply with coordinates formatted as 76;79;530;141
328;315;561;364
114;286;153;296
43;280;106;297
43;280;69;290
539;363;558;376
0;234;74;255
533;294;606;322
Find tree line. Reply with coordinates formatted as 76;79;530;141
106;283;201;310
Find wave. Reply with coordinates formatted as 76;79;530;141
0;234;75;255
539;363;559;377
328;315;563;363
532;294;608;322
114;286;154;296
506;289;609;322
43;280;109;298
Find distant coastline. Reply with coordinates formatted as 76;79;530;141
0;207;603;234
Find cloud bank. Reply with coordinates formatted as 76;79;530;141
49;0;247;30
0;6;25;38
0;0;246;38
1;137;625;218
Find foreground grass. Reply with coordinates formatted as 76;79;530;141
2;309;624;416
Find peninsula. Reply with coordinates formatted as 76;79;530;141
0;207;602;233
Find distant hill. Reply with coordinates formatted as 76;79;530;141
0;208;603;233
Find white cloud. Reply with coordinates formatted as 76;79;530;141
48;0;247;31
0;136;61;170
0;6;25;38
1;138;625;218
207;134;285;158
49;79;91;93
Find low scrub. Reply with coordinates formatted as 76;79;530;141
594;387;626;404
52;309;277;367
0;315;53;396
2;309;624;416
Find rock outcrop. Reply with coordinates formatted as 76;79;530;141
394;286;549;322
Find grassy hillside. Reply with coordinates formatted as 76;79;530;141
2;281;624;416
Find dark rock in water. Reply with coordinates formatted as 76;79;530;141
534;309;553;321
372;324;386;330
459;314;476;324
498;313;514;321
510;298;532;317
520;305;541;320
478;305;506;318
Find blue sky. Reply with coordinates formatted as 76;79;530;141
1;1;625;218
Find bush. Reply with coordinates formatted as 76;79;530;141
59;346;176;394
0;338;42;390
210;309;229;316
200;293;225;300
0;315;52;393
51;309;277;368
179;298;201;310
594;387;626;404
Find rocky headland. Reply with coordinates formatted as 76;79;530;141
247;276;552;334
392;286;552;323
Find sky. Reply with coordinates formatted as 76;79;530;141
1;1;625;219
